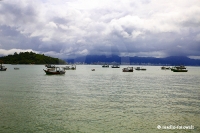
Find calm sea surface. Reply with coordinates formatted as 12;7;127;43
0;65;200;133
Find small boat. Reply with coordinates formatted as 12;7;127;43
0;63;7;71
91;69;95;71
63;65;76;70
122;67;133;72
43;67;65;75
63;66;70;70
161;66;170;70
171;66;188;72
70;65;76;70
14;68;19;70
135;67;146;71
102;64;109;67
45;64;55;68
111;65;120;68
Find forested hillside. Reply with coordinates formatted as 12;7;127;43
0;51;66;64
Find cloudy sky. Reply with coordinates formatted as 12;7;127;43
0;0;200;59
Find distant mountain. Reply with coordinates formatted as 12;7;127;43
0;51;66;64
66;55;200;66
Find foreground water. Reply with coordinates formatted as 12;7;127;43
0;65;199;133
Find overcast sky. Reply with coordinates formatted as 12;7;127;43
0;0;200;59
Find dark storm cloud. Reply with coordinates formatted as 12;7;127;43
0;0;200;59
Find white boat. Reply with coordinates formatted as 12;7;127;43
122;67;133;72
0;63;7;71
171;65;188;72
45;64;55;68
63;65;76;70
111;65;120;68
102;64;109;67
43;67;65;75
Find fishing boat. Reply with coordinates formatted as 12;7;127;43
43;67;65;75
45;64;55;68
171;66;188;72
111;65;120;68
14;68;19;70
91;69;95;71
122;67;133;72
0;63;7;71
102;64;109;67
135;67;146;71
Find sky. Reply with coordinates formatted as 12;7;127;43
0;0;200;59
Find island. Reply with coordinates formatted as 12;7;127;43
0;51;66;64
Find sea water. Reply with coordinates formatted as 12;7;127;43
0;65;200;133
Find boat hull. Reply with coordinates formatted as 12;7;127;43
123;70;133;72
43;69;65;75
0;68;7;71
135;67;146;71
171;69;188;72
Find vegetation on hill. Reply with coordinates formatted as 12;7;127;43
0;51;66;64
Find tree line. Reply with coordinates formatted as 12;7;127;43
0;51;66;64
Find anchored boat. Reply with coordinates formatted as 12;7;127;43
43;67;65;75
171;65;188;72
161;66;170;70
63;65;76;70
0;63;7;71
111;65;120;68
122;67;133;72
102;64;109;67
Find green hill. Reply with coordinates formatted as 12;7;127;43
0;51;66;64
